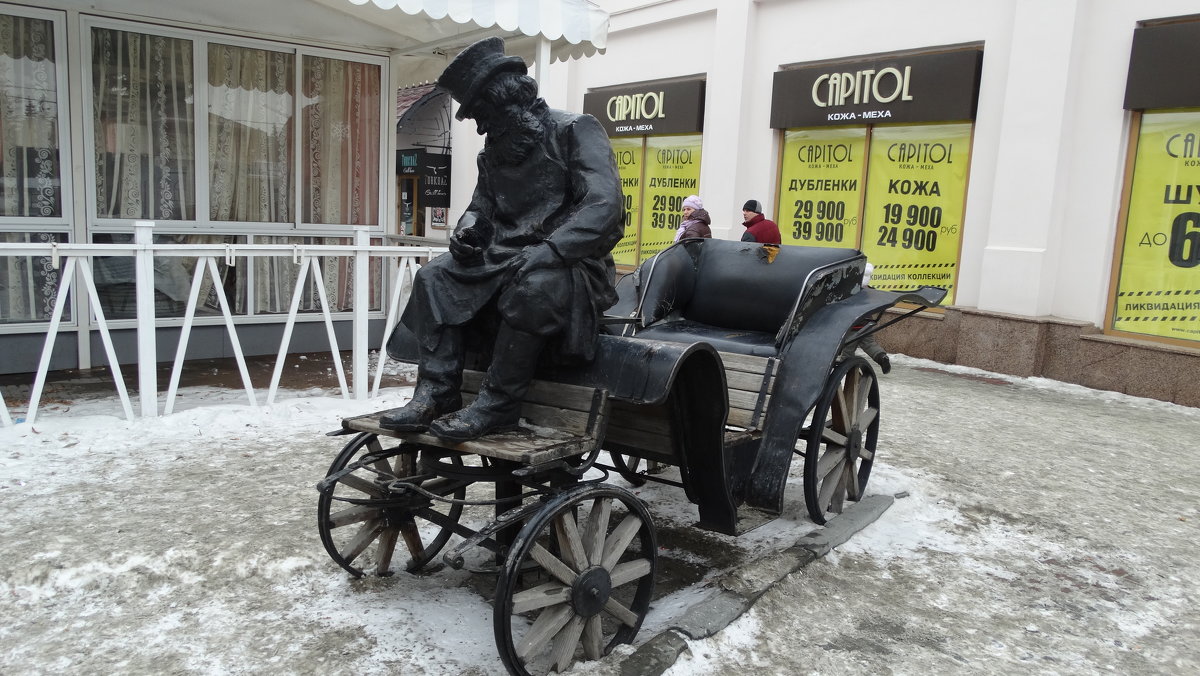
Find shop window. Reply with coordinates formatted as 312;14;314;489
776;121;971;305
1111;109;1200;343
608;134;702;264
301;56;380;226
0;13;62;218
254;235;381;314
208;43;294;223
91;232;245;319
0;231;67;324
91;27;196;220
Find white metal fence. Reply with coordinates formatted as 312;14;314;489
0;221;448;427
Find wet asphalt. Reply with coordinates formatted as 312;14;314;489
604;356;1200;675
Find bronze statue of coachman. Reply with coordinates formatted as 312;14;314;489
380;37;625;442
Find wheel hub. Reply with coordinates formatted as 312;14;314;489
571;566;613;617
847;426;863;460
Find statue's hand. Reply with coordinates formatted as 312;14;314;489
449;226;485;265
514;243;563;281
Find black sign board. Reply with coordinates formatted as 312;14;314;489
1124;19;1200;110
420;153;451;208
770;47;983;128
583;79;705;137
397;148;422;174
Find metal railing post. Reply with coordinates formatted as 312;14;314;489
134;220;157;417
353;226;369;400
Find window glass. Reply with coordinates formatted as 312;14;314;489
301;56;380;225
208;43;294;223
91;232;245;318
1112;109;1200;342
0;231;67;323
254;235;380;313
92;27;195;220
0;13;61;218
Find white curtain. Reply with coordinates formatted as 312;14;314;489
0;13;62;323
208;43;293;223
91;27;195;220
301;55;380;226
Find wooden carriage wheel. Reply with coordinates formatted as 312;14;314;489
317;432;466;577
608;452;649;487
494;484;657;676
802;356;881;525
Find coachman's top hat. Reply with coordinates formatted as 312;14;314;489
438;37;528;121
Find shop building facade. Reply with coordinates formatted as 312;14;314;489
499;0;1200;406
0;0;603;377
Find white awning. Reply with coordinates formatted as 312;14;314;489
316;0;609;62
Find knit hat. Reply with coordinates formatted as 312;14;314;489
743;199;762;213
683;195;703;210
437;37;528;121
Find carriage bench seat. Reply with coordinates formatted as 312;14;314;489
342;371;609;468
609;238;865;358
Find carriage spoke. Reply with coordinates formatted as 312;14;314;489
818;456;847;509
816;443;846;481
583;497;612;566
341;519;384;564
365;437;390;474
832;384;849;430
820;426;848;446
398;518;426;561
609;558;653;587
845;457;864;501
516;604;573;660
327;503;379;528
374;527;399;575
550;615;587;672
554;511;589;572
511;582;571;614
829;466;849;513
603;597;640;626
582;616;604;660
858;405;878;429
601;514;644;571
529;544;581;587
338;473;388;498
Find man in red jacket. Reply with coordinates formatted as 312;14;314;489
740;199;781;244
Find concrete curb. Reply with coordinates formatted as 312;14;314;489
616;494;896;675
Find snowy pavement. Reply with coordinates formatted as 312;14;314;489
2;356;1198;675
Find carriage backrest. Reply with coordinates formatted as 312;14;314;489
684;240;862;334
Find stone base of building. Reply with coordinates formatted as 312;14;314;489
876;306;1200;409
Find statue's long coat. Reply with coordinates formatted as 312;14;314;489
401;104;625;361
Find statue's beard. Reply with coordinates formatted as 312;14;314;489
485;108;544;165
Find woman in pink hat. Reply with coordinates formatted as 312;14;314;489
674;194;712;241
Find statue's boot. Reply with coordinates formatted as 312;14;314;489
379;328;464;432
429;324;544;443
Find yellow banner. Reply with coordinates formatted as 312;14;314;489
1113;110;1200;341
861;123;971;305
640;135;702;261
609;136;644;267
777;126;867;248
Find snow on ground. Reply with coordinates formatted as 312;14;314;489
3;355;1198;674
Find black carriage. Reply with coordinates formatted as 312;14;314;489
315;238;945;675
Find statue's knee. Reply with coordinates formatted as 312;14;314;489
498;270;569;333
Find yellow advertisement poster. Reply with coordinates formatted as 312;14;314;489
609;137;644;267
1113;110;1200;341
639;134;702;261
777;126;867;248
861;123;971;305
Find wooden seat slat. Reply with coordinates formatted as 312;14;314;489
718;352;775;374
724;369;775;393
343;412;597;465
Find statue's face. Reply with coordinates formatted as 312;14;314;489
469;104;503;137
